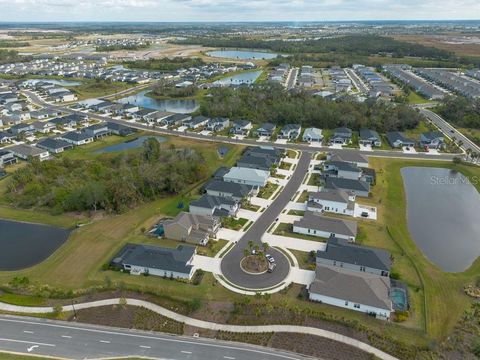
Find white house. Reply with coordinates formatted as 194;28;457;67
303;127;323;143
223;167;269;188
309;265;392;320
307;190;355;216
293;211;357;241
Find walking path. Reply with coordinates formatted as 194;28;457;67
0;298;398;360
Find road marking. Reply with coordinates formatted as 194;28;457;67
181;350;192;354
23;330;34;334
140;345;151;349
0;317;302;360
0;337;55;347
224;357;235;359
27;345;39;353
99;340;111;343
61;335;72;338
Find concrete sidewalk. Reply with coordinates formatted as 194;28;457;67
0;299;397;360
262;233;327;252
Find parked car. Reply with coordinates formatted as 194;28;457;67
361;211;369;218
266;254;275;263
267;262;277;273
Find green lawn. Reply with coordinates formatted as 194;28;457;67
257;182;279;199
290;249;316;270
307;173;321;186
0;354;62;360
407;91;431;104
69;79;135;100
279;161;292;171
296;190;309;203
222;217;248;231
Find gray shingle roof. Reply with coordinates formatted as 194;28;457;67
294;212;357;237
190;194;236;210
310;265;392;311
112;244;194;274
205;180;252;199
324;177;370;193
37;138;72;151
318;237;391;271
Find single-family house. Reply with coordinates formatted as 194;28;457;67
323;161;362;180
60;131;94;146
307;190;356;216
184;115;210;130
317;237;391;277
278;124;301;140
50;114;88;128
8;123;34;136
223;167;270;188
254;123;276;138
36;138;73;154
8;144;50;161
326;152;369;169
106;122;136;136
420;131;445;149
0;150;17;166
293;211;358;241
308;266;392;320
244;146;283;165
206;117;230;132
189;194;239;217
160;114;191;127
236;154;274;172
0;131;15;144
32;121;56;134
163;212;220;246
303;127;323;143
30;109;62;120
52;91;76;102
10;111;31;122
111;243;196;280
324;177;370;198
204;180;254;201
230;120;252;136
359;129;382;147
83;123;111;138
385;132;415;148
330;127;352;145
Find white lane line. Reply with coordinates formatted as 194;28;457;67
99;340;111;343
0;337;55;347
0;318;301;360
140;345;151;349
181;350;192;354
23;330;34;334
61;335;72;339
224;357;235;359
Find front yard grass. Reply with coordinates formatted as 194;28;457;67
290;249;316;270
279;161;292;171
257;182;279;199
307;173;321;186
242;202;261;212
222;217;248;231
287;210;305;216
296;190;309;203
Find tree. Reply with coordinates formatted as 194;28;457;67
262;242;269;253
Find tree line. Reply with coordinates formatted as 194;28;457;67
95;42;151;52
124;57;205;72
5;139;209;214
437;96;480;144
200;83;422;132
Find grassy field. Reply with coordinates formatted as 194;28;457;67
407;91;431;104
69;79;135;100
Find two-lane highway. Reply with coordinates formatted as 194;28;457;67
0;315;313;360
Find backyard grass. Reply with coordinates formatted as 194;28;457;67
257;182;279;199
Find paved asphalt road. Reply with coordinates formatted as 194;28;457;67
286;68;298;90
220;151;313;289
0;315;313;360
420;108;480;154
23;90;458;163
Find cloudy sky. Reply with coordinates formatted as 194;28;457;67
0;0;479;22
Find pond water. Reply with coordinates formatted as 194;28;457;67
116;91;199;113
207;50;279;60
214;70;263;86
23;79;81;87
401;167;480;272
95;136;166;154
0;219;71;271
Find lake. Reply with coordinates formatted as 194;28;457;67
95;135;166;154
401;167;480;272
214;70;263;86
207;50;279;60
23;79;81;87
116;90;199;113
0;219;71;271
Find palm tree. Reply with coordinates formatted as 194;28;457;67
262;242;269;253
248;240;254;251
243;248;249;259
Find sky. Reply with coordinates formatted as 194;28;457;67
0;0;479;22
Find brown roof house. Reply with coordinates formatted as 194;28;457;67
163;212;220;246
